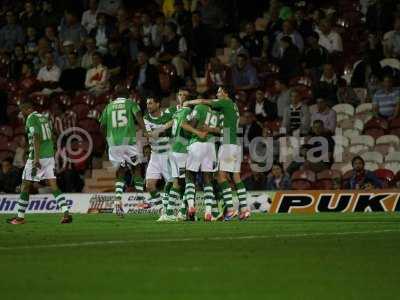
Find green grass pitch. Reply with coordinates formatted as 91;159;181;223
0;213;400;300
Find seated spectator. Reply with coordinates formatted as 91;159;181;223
159;22;189;78
305;120;334;173
383;16;400;59
281;89;310;136
316;18;343;54
36;51;62;95
81;37;97;69
59;52;86;92
0;11;25;53
278;36;301;79
294;6;313;39
44;25;60;54
25;26;38;55
20;1;40;30
130;51;161;98
241;110;263;155
274;78;291;119
81;0;99;33
303;31;328;81
13;136;27;170
231;54;259;92
310;98;336;135
244;171;268;191
251;88;277;122
58;40;77;70
19;61;38;93
128;25;145;62
10;44;26;80
59;10;87;49
39;1;60;29
337;78;361;106
0;157;21;193
350;49;383;88
205;57;231;90
345;156;382;189
85;52;109;95
372;75;400;119
313;63;338;106
266;163;291;190
227;36;248;66
171;0;192;38
104;39;128;85
242;22;265;59
272;20;304;59
90;12;114;54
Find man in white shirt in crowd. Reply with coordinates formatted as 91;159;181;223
317;18;343;54
37;51;62;95
311;98;337;135
81;0;98;33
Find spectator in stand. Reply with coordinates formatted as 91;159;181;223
189;11;213;76
127;25;144;62
266;163;291;190
241;110;263;155
172;0;192;38
366;0;395;34
10;44;25;80
39;1;60;29
303;31;329;81
130;51;161;98
265;7;283;51
104;39;128;85
25;26;38;55
351;48;383;88
243;172;268;191
282;89;310;136
314;63;338;106
59;10;87;49
272;20;304;59
51;103;77;136
294;6;313;40
0;157;21;193
19;1;40;30
159;22;189;78
337;78;360;106
59;52;86;92
231;53;259;92
305;120;334;173
345;156;382;190
58;40;76;70
384;16;400;59
81;37;97;69
227;36;248;66
13;136;27;170
317;18;343;54
310;98;337;135
0;11;25;52
90;13;114;54
242;22;265;59
205;56;231;90
44;25;60;54
372;75;400;119
37;51;61;95
19;61;37;92
85;52;109;95
278;36;301;79
82;0;99;33
251;88;277;122
274;78;291;119
151;12;166;49
98;0;122;16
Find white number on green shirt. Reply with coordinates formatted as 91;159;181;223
112;110;128;128
41;123;52;140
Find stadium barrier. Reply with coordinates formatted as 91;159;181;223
0;190;399;214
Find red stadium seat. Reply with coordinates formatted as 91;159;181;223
78;118;100;134
390;118;400;129
291;179;313;190
0;125;13;138
317;169;342;181
71;104;90;120
374;169;395;187
55;93;72;107
13;125;25;135
90;132;106;156
74;92;95;106
390;128;400;137
30;93;49;106
364;128;385;139
292;170;315;190
314;179;334;190
364;118;389;131
0;150;13;161
96;91;115;104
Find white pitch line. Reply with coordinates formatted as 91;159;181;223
0;229;399;251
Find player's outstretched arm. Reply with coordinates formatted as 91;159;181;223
183;99;213;107
134;111;146;131
181;122;208;139
202;125;222;135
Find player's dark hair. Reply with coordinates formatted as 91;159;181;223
19;100;34;110
219;85;234;99
352;156;365;167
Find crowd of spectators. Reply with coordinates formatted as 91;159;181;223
1;0;400;193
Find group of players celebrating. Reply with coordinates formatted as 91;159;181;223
7;85;250;224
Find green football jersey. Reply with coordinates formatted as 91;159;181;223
144;111;173;154
210;98;239;145
25;111;54;160
99;98;141;146
187;104;219;144
171;107;191;153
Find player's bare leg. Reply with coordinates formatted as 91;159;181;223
6;180;31;224
48;179;73;223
